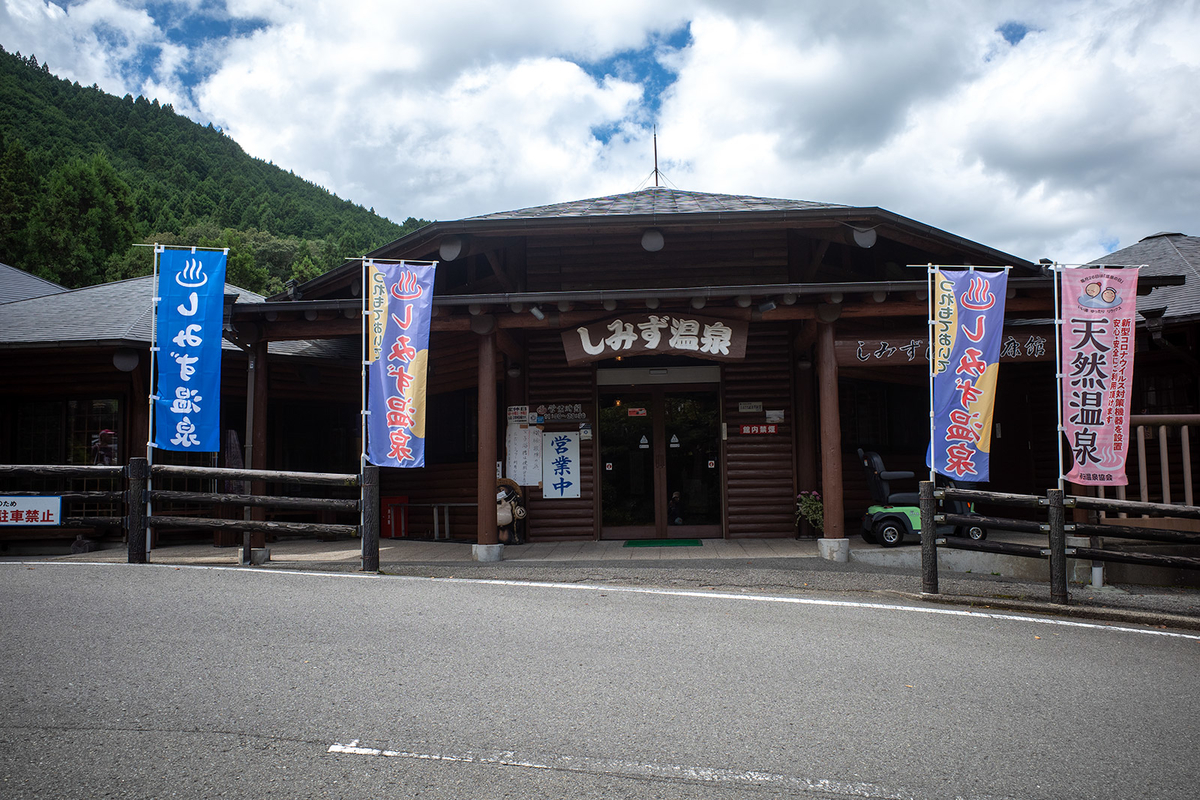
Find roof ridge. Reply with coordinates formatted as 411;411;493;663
1163;235;1199;278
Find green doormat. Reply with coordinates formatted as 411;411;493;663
623;539;702;548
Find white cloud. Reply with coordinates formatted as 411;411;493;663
1;0;1198;262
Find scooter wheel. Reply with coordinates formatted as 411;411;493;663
875;519;906;548
956;524;987;541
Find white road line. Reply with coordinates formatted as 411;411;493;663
6;561;1199;641
326;740;914;798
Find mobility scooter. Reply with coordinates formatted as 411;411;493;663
857;448;987;547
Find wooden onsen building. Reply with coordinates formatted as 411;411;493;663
221;187;1121;559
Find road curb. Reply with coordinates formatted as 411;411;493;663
882;590;1200;632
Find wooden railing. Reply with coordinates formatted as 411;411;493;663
920;483;1200;604
1;459;381;571
1097;414;1198;513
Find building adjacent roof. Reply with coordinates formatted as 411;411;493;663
464;187;848;220
0;262;66;304
1087;232;1199;323
0;275;348;358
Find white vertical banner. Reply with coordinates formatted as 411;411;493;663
541;431;580;499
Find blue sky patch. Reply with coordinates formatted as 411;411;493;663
578;23;691;142
136;3;269;100
996;21;1033;46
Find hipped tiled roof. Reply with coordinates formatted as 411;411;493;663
0;262;66;304
0;275;348;359
465;187;847;220
1086;232;1199;323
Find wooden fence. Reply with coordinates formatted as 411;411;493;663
920;483;1200;604
0;459;380;570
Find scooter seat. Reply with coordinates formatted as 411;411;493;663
886;492;920;505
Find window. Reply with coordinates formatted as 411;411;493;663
839;379;927;451
425;388;477;464
16;399;120;465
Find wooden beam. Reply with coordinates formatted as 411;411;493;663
484;250;514;292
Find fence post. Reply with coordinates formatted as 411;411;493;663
361;463;379;572
127;458;148;564
1047;488;1068;604
919;480;938;594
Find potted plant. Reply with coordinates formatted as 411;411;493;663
795;490;824;538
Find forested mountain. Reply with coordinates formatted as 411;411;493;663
0;46;428;293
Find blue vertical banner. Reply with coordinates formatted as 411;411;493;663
927;268;1008;481
155;249;226;452
366;261;436;467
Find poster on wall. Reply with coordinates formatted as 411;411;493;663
366;260;436;468
505;421;543;487
927;268;1009;482
155;248;226;452
541;431;580;499
1060;267;1139;486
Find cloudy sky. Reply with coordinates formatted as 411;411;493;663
3;0;1198;263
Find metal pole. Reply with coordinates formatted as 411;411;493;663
1047;488;1068;604
927;264;936;483
126;457;148;564
361;464;379;572
1053;263;1065;491
920;480;938;594
361;257;370;564
147;244;162;553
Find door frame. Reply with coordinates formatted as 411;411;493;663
595;367;723;540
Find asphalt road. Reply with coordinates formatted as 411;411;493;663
2;562;1197;799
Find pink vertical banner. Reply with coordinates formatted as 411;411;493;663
1061;267;1139;485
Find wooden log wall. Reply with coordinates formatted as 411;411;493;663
526;229;792;292
376;330;487;540
722;326;797;537
524;332;596;540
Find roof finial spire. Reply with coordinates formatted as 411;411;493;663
653;126;660;188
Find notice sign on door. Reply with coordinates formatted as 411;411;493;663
542;432;581;499
740;424;779;435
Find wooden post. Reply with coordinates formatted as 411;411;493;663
816;322;844;539
126;457;147;564
1047;488;1068;605
920;480;938;594
361;464;379;572
477;332;498;546
243;341;269;563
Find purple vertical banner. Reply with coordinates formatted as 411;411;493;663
366;261;436;468
155;249;226;452
927;268;1008;481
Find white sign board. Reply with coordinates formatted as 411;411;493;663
0;496;62;525
505;423;543;487
542;431;581;499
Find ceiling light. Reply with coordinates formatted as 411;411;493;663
641;229;664;252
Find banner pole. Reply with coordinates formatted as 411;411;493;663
361;258;370;554
1053;263;1065;491
146;244;163;553
927;263;936;483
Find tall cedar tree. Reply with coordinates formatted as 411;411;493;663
0;46;428;292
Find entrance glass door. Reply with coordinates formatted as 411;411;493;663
599;388;721;539
664;392;721;530
599;393;656;536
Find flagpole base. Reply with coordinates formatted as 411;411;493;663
817;538;849;562
472;544;504;562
